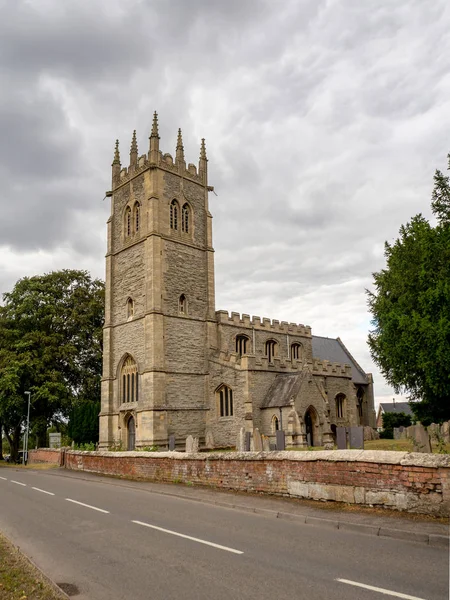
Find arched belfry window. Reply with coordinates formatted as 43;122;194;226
121;356;138;404
134;202;140;233
291;343;302;360
336;393;346;419
126;297;134;320
170;200;179;230
125;206;132;237
265;340;278;362
179;294;187;314
182;203;190;233
235;335;249;356
217;384;233;417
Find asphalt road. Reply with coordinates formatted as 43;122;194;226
0;468;448;600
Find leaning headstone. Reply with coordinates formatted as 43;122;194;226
168;434;175;451
253;428;263;452
236;427;246;452
336;427;347;450
276;430;286;451
443;421;450;443
349;426;364;449
185;435;194;453
192;437;199;453
262;435;270;452
205;430;214;449
244;431;251;452
412;424;432;453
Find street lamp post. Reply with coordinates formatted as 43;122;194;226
24;391;31;465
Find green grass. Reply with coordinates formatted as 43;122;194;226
0;532;66;599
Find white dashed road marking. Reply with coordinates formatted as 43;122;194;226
336;578;428;599
11;480;26;486
0;476;7;480
132;520;244;555
32;487;55;496
66;498;110;514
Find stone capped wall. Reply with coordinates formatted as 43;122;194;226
27;449;450;517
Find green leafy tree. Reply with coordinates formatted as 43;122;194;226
0;270;104;461
368;155;450;425
68;400;100;445
380;411;412;439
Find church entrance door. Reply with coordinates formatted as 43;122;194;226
127;416;136;451
305;410;314;447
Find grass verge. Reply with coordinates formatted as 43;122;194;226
0;532;66;600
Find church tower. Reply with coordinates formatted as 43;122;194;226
99;113;215;449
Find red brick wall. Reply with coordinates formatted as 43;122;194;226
57;450;450;516
28;448;63;466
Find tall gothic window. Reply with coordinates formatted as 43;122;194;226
170;199;179;230
291;343;302;360
336;393;346;419
134;202;140;233
182;203;190;233
235;335;249;356
272;415;279;433
217;384;233;417
357;387;364;422
125;206;132;237
265;340;278;362
121;356;138;403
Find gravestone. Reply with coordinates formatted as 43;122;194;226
262;435;270;452
244;431;251;452
253;428;263;452
412;424;431;453
168;434;175;451
276;430;286;451
236;427;245;452
49;433;61;449
443;421;450;443
205;430;214;449
349;426;364;449
185;435;194;453
336;427;347;450
192;437;199;453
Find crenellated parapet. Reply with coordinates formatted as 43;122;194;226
111;112;207;190
215;310;312;337
210;349;351;377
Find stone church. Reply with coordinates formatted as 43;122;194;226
99;114;375;451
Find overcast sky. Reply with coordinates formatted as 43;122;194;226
1;0;449;407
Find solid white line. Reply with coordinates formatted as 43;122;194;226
66;498;110;514
336;579;427;600
11;480;26;486
132;520;243;555
0;476;7;480
32;487;55;496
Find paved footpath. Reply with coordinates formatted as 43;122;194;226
1;467;448;600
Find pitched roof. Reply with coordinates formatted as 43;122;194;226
261;372;307;409
379;402;413;416
312;335;369;385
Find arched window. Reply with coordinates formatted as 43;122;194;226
217;384;233;417
179;294;187;314
125;206;132;237
170;200;179;230
126;297;134;320
134;202;140;233
357;387;364;422
272;415;279;433
235;335;249;356
265;340;278;362
182;203;190;233
121;356;138;403
291;343;302;360
336;393;346;419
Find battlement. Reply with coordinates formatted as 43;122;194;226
111;112;208;189
215;310;311;337
210;350;351;377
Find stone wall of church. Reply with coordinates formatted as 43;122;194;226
162;172;206;247
112;243;146;324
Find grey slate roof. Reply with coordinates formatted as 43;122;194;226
312;335;369;385
261;372;308;408
379;402;413;416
